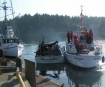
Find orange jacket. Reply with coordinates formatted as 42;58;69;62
67;31;71;37
89;31;93;37
74;37;79;45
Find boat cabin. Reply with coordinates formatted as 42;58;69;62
4;26;14;38
2;38;19;44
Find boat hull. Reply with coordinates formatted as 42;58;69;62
2;43;23;58
65;52;102;68
35;55;64;64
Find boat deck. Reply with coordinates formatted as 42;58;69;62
0;68;32;87
88;51;95;55
36;74;64;87
0;59;64;87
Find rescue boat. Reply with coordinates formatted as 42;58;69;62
65;6;103;68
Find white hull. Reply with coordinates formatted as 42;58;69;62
2;43;23;57
0;1;24;58
65;52;102;68
36;55;64;64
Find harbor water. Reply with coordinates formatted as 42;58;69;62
22;41;105;87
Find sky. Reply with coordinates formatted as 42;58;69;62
1;0;105;17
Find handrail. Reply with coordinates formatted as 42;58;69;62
94;39;102;45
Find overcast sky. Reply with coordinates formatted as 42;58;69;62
1;0;105;17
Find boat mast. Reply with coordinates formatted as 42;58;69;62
10;0;14;19
2;1;7;28
0;0;11;29
80;5;83;27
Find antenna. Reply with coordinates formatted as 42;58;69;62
80;5;84;27
0;1;12;28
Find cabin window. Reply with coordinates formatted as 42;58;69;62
10;39;14;43
7;39;9;43
3;39;6;43
17;39;19;43
15;39;19;43
14;39;18;43
14;39;17;43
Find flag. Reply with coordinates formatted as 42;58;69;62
80;12;83;18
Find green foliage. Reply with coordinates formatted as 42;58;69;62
0;14;105;43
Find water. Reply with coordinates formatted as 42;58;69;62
22;41;105;87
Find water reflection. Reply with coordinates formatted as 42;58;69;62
23;42;105;87
65;64;104;87
36;63;65;79
36;63;105;87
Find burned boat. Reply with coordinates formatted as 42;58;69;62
35;40;64;63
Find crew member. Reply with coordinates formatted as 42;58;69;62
67;31;71;43
74;36;80;55
85;29;88;43
70;31;73;41
89;29;93;43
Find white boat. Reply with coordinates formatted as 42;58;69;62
35;39;64;63
0;1;23;58
65;6;103;68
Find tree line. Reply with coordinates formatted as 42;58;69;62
0;13;105;43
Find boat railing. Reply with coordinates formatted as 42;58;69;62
67;43;90;54
94;39;102;49
94;39;102;45
94;44;102;51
